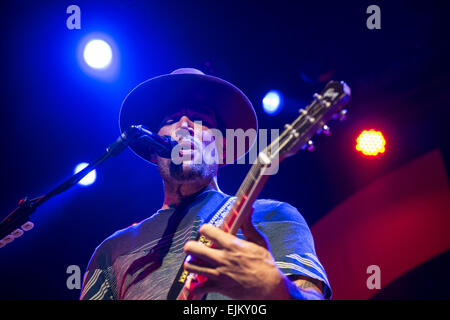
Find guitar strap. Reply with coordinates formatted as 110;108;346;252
166;196;236;300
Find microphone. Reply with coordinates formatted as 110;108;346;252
127;125;178;159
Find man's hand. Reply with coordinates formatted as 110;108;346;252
183;222;324;300
183;222;286;299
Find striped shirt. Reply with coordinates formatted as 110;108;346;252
80;190;331;300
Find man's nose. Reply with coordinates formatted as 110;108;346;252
176;116;195;137
179;115;192;128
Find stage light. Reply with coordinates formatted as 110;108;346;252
77;33;120;81
356;129;386;156
74;162;97;186
262;90;283;115
83;39;113;69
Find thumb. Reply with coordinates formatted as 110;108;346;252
240;211;270;250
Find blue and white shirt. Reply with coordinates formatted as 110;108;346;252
80;190;331;300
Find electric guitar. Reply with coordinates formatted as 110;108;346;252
176;80;351;300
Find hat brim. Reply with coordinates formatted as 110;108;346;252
119;73;258;166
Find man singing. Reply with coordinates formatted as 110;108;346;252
80;68;331;300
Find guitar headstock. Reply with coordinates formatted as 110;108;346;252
266;80;351;161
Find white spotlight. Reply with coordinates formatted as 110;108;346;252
74;162;97;187
83;39;113;69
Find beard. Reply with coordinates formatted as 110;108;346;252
156;156;217;184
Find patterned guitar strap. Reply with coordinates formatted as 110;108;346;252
166;196;237;300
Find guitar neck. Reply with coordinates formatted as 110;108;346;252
219;159;271;235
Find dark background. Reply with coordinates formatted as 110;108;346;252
0;0;448;299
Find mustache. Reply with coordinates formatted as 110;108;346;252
175;133;216;150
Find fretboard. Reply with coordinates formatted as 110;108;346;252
219;159;270;235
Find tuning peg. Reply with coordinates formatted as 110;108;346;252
298;108;308;116
313;93;331;108
313;93;323;101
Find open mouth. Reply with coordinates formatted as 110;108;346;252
178;138;200;161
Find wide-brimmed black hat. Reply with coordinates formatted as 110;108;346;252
119;68;258;166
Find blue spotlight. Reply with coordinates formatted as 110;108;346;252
262;90;283;115
77;33;120;80
74;162;97;187
83;39;112;69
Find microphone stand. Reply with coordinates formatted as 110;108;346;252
0;126;142;248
